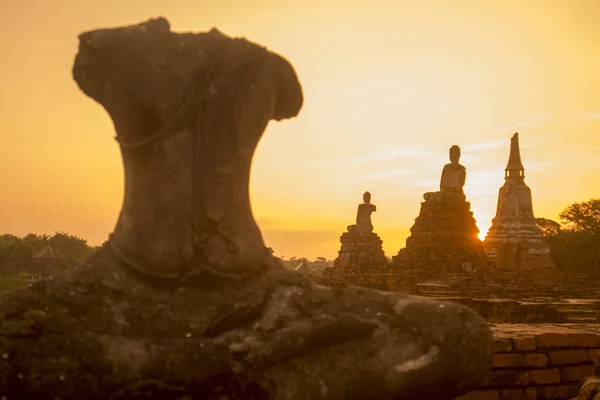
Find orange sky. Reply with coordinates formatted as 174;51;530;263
1;0;599;259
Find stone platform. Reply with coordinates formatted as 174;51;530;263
313;269;600;324
333;191;387;272
333;226;387;270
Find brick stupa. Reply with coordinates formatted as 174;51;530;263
483;133;557;271
394;145;490;272
333;191;387;272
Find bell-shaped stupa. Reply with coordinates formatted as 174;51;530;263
483;133;557;270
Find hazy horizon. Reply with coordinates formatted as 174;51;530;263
1;0;599;259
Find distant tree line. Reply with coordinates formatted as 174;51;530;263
537;198;600;274
1;199;597;277
0;232;104;276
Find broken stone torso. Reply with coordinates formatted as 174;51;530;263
355;202;376;231
73;21;303;279
440;162;466;193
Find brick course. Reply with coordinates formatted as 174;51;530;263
455;324;600;400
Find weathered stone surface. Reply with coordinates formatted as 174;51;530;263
540;385;579;399
0;250;494;399
500;388;536;400
529;369;561;385
73;18;304;278
571;377;600;400
536;333;599;349
495;338;514;352
549;350;591;366
526;353;550;368
455;390;501;400
0;17;494;399
484;133;557;271
333;192;387;271
515;336;537;351
483;371;530;387
493;354;528;368
394;146;491;272
561;366;597;382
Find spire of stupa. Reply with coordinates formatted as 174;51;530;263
505;132;525;180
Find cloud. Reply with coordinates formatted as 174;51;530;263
351;145;433;163
355;168;424;182
462;140;505;152
529;114;550;122
409;179;440;188
524;161;552;171
288;145;433;170
580;113;600;120
490;114;551;134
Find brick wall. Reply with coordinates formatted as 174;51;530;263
456;325;600;400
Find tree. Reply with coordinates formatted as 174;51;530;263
297;257;310;265
49;232;95;268
536;218;562;237
0;240;36;275
0;232;100;276
559;198;600;234
539;198;600;274
0;234;19;247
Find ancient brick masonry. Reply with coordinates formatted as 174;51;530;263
484;133;557;271
334;227;387;270
395;192;490;271
456;324;600;400
334;192;387;271
394;145;490;272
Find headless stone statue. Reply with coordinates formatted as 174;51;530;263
0;17;493;400
440;145;466;193
355;191;376;231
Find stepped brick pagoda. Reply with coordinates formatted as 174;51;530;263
484;133;557;270
394;145;490;272
333;191;387;271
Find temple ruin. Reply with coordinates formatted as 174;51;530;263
0;17;494;399
484;132;557;271
333;191;387;272
394;145;491;272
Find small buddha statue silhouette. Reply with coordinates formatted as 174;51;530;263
355;191;377;232
440;145;466;194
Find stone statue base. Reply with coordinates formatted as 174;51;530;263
0;245;494;399
333;225;387;272
394;191;491;272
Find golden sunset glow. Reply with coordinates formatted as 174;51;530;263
1;0;599;259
